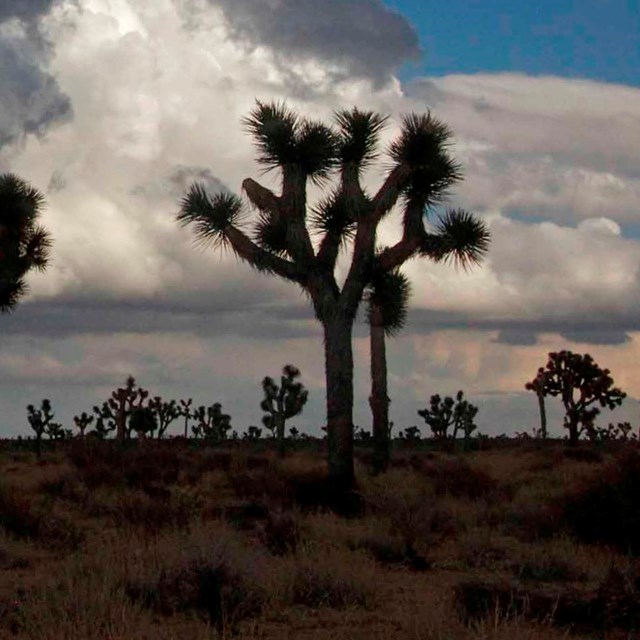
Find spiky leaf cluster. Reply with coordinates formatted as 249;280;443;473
389;113;462;205
311;192;356;243
178;186;244;250
0;173;52;312
426;209;491;269
365;269;410;337
335;108;387;171
243;101;337;180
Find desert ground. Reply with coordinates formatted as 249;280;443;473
0;437;638;639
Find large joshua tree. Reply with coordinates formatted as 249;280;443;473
0;173;52;312
178;102;487;489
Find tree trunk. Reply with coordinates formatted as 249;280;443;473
537;392;547;439
324;316;355;490
566;415;579;445
116;410;126;443
276;415;286;458
369;303;390;474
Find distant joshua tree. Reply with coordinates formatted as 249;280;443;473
73;412;94;438
526;351;626;444
179;101;488;490
192;402;232;441
418;391;478;441
261;364;308;457
27;399;61;457
0;174;52;313
148;396;181;438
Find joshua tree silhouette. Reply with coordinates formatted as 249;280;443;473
178;102;487;489
261;364;308;457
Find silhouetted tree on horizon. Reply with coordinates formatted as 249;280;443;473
527;351;626;443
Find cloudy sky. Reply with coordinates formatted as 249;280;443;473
2;0;640;438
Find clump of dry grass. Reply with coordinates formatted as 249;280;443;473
0;482;84;551
360;469;455;566
283;544;379;609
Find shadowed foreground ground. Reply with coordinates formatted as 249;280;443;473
0;438;638;639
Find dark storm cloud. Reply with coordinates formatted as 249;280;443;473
406;309;635;346
3;296;635;347
0;9;72;149
494;329;538;346
210;0;420;82
0;0;57;21
560;330;632;346
0;297;318;341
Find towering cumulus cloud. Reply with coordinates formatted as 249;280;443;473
208;0;420;83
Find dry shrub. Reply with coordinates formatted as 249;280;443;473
227;454;288;504
38;470;87;504
560;446;604;463
227;453;360;514
5;557;151;640
361;470;455;565
284;545;378;609
417;456;502;500
113;491;185;534
194;450;234;474
0;483;83;551
560;450;640;554
124;524;272;632
0;483;40;539
455;566;640;635
512;537;588;583
121;445;182;490
68;441;182;492
259;508;301;556
88;486;200;534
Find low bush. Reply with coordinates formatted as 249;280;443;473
560;450;640;554
285;546;377;609
418;456;502;500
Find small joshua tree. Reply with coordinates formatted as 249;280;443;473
129;406;158;439
73;412;94;438
93;401;117;438
528;351;626;444
149;396;180;439
418;391;478;441
261;364;309;457
400;425;422;442
27;399;61;457
244;425;262;441
192;403;232;441
108;376;150;442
